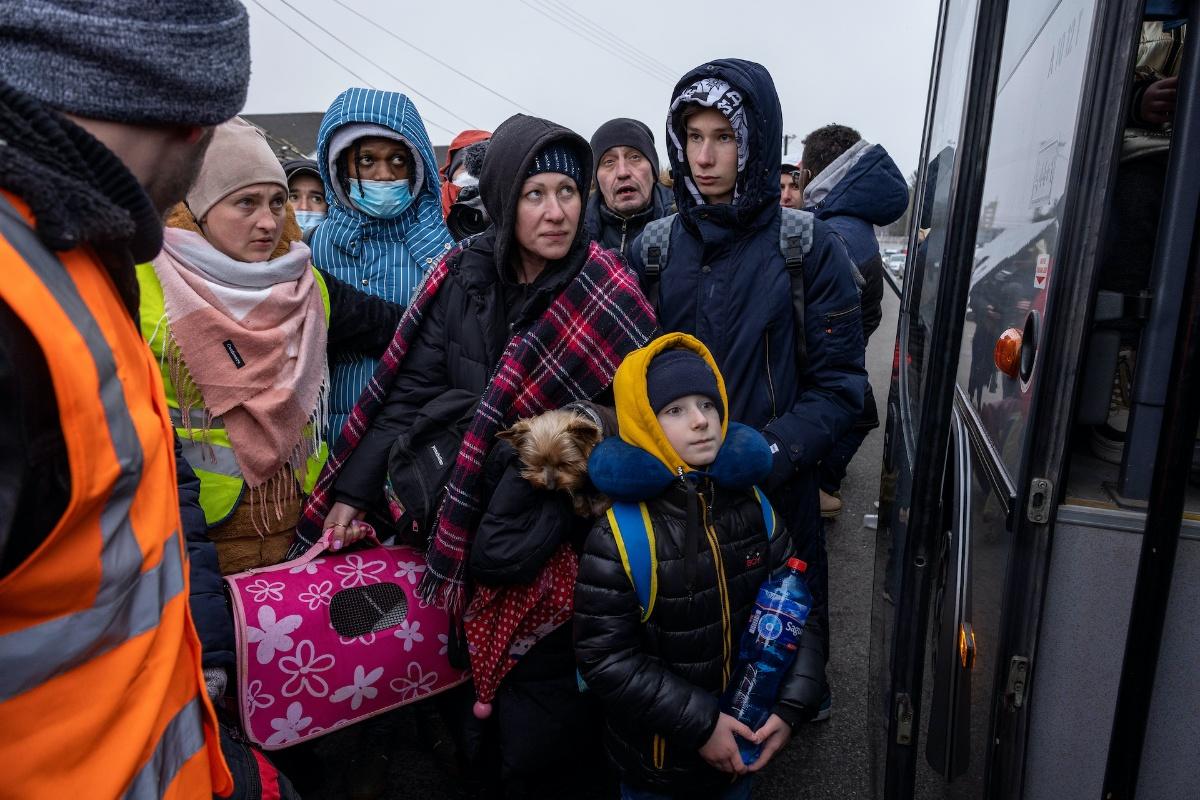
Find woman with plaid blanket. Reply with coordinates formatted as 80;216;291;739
293;113;657;797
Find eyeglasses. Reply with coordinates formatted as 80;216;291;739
785;169;812;188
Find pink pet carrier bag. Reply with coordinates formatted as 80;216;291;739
224;529;469;749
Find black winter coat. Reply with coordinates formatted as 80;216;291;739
178;435;235;673
332;228;588;511
330;115;609;791
319;269;407;359
333;114;598;514
575;425;826;794
584;183;675;262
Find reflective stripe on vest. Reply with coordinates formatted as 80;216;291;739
139;262;331;525
126;697;208;800
0;194;227;797
0;531;184;700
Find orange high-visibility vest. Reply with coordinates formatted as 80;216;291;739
0;193;231;799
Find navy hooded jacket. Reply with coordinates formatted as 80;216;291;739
628;59;867;479
804;141;908;338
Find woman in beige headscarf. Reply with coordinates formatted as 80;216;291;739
138;117;402;572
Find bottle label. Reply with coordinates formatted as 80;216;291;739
757;613;784;642
747;587;809;654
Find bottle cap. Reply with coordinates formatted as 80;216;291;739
787;558;808;573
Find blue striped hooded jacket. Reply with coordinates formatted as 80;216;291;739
311;88;454;440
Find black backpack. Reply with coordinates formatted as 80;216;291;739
639;207;817;370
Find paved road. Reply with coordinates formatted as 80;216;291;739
754;283;900;800
296;286;903;799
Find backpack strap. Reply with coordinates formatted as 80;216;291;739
752;486;781;542
779;208;815;374
607;489;780;623
639;214;677;310
606;502;659;622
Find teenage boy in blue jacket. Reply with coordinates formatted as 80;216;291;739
628;59;868;704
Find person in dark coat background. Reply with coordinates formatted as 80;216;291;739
800;123;908;516
779;160;804;210
584;117;675;261
440;128;492;217
627;59;868;707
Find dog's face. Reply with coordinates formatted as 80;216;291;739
497;410;603;493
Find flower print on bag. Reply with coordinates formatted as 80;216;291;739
289;558;327;575
265;701;312;747
330;665;384;711
246;679;276;715
393;559;426;586
278;640;336;698
337;632;378;647
393;619;424;652
333;554;387;588
438;632;449;657
246;605;303;665
247;578;286;603
298;580;334;611
389;662;439;702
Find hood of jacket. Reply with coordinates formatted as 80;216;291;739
665;59;782;229
804;141;908;227
479;113;593;276
313;88;450;258
589;333;773;501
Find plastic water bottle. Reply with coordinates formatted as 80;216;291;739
721;557;812;764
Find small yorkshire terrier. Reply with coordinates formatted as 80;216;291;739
497;408;610;517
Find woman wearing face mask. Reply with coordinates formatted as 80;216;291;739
310;88;455;442
291;114;658;797
137;118;403;570
284;158;327;241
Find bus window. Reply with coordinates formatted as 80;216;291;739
904;0;980;440
956;0;1098;480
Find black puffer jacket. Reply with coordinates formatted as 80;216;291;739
576;427;827;794
575;335;826;794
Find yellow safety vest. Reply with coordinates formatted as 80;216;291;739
136;262;331;526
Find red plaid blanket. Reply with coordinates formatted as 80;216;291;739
293;241;656;616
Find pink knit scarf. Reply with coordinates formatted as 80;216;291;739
152;228;328;491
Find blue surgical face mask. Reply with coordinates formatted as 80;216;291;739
294;210;326;234
351;178;414;219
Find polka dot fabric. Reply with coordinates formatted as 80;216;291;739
463;544;578;707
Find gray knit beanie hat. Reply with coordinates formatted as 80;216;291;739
0;0;251;126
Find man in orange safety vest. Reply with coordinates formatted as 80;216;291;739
0;1;252;797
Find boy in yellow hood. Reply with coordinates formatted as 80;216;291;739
575;333;827;798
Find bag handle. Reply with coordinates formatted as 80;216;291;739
288;522;381;567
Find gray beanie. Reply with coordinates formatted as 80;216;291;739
0;0;250;126
590;118;659;177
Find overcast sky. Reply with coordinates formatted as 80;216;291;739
244;0;940;177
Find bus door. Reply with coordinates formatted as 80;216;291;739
870;0;1146;797
868;0;1006;794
